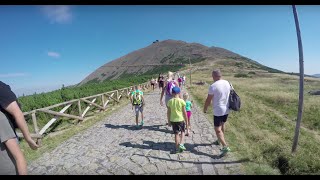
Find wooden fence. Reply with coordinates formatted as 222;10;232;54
20;82;151;145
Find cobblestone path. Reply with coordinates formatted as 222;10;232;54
28;89;244;175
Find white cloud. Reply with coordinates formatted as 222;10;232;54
41;5;72;24
0;73;28;78
47;51;60;58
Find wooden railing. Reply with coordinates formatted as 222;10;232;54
20;82;151;145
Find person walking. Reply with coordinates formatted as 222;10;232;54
203;70;231;155
0;81;39;175
183;92;192;136
160;71;179;125
167;87;188;153
130;85;145;128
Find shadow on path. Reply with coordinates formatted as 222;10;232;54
104;123;172;133
119;140;249;162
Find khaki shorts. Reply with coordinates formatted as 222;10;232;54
134;105;143;116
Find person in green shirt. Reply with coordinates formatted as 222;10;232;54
130;85;145;128
167;87;188;153
183;92;192;136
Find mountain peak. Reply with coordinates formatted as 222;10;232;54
79;40;245;85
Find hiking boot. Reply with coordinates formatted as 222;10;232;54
213;140;220;145
140;121;144;126
220;146;231;154
179;144;186;151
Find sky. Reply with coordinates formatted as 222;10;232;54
1;5;320;96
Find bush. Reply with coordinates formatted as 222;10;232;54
234;73;249;78
248;71;256;75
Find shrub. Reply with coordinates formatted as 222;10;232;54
234;73;249;78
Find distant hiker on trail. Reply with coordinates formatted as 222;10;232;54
160;71;179;125
183;92;192;136
203;69;231;155
154;78;158;88
0;81;39;175
183;75;186;86
130;85;145;128
158;73;164;93
178;76;183;90
150;78;156;91
167;87;188;153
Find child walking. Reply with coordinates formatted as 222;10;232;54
167;87;188;153
183;92;192;136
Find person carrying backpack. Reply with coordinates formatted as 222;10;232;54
203;69;231;155
130;85;145;128
160;71;180;125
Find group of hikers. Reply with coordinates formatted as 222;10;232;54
129;69;231;155
149;73;186;92
1;69;232;175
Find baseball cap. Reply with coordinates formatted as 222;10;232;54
172;86;181;94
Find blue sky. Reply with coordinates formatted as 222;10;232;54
1;5;319;96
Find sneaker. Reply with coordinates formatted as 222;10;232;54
220;146;231;154
213;140;220;145
140;121;144;126
179;144;186;151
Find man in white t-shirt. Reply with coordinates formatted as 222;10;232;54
203;69;231;154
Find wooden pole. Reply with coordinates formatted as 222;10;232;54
38;109;84;121
189;57;192;86
78;100;82;116
292;5;305;153
31;112;41;146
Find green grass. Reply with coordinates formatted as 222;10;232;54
188;67;320;175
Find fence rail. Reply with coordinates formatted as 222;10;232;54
20;82;151;145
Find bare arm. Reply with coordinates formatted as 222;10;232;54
167;106;171;126
160;84;166;106
5;138;27;175
182;106;188;126
129;93;133;103
142;96;145;105
203;94;213;113
5;101;39;150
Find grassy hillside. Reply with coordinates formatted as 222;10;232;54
187;65;320;174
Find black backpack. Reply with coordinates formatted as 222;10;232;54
228;82;241;111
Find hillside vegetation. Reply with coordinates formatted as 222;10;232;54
187;61;320;175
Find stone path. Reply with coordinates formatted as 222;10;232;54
28;89;244;175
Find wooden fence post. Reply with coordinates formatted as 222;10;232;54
31;111;41;146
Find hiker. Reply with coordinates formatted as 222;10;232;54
167;87;188;153
154;78;158;89
183;75;186;86
203;69;231;155
183;92;192;136
160;71;180;124
150;78;156;91
0;81;39;175
158;73;164;93
178;76;183;90
130;85;145;128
